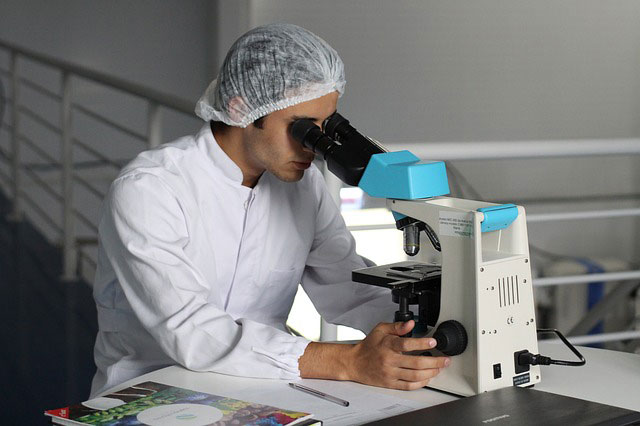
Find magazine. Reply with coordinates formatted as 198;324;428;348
45;381;315;426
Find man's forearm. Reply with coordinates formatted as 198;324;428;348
298;341;356;381
296;321;450;390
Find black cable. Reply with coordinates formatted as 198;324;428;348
518;328;586;367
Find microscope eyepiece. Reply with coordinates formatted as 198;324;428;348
290;113;389;187
322;112;349;141
290;119;337;155
323;112;386;157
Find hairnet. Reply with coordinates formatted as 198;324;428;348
195;23;345;128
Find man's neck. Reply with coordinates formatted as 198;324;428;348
210;122;263;188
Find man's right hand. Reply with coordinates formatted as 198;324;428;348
299;320;450;390
346;320;450;390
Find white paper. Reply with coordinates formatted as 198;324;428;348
232;379;456;426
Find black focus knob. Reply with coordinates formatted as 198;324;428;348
433;320;468;356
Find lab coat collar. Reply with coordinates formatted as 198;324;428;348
196;124;246;186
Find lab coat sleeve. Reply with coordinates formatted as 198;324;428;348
301;173;399;334
100;173;310;379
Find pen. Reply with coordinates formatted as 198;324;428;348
288;383;350;407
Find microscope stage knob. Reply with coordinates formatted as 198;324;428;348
433;320;468;356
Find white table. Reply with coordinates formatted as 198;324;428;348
105;342;640;425
532;342;640;411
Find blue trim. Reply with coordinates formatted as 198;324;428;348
392;211;406;221
477;204;519;232
358;151;450;200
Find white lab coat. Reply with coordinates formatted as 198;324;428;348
90;124;397;397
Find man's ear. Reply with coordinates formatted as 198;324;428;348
226;96;248;124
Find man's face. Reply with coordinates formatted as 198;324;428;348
242;91;339;183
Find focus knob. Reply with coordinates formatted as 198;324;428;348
433;320;468;356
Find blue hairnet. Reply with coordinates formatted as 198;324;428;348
195;23;345;128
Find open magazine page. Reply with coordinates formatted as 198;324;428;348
45;381;313;425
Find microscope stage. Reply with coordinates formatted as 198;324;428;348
352;261;441;289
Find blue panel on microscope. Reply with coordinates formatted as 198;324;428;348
358;151;450;200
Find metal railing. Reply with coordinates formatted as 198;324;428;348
0;39;638;346
0;39;197;280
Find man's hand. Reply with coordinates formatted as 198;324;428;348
298;320;450;390
347;320;450;390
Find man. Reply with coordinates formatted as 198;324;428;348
90;23;449;398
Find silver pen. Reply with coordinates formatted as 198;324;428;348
288;382;350;407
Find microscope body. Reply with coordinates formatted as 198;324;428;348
290;113;541;397
387;197;540;396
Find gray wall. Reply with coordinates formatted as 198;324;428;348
0;0;215;245
0;0;638;269
2;0;638;141
250;0;640;142
0;0;213;99
248;0;640;266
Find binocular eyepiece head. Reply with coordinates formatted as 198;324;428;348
290;118;336;157
289;112;351;154
289;112;384;187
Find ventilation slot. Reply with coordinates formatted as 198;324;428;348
498;276;520;307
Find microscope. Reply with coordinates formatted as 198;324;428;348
291;114;542;396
